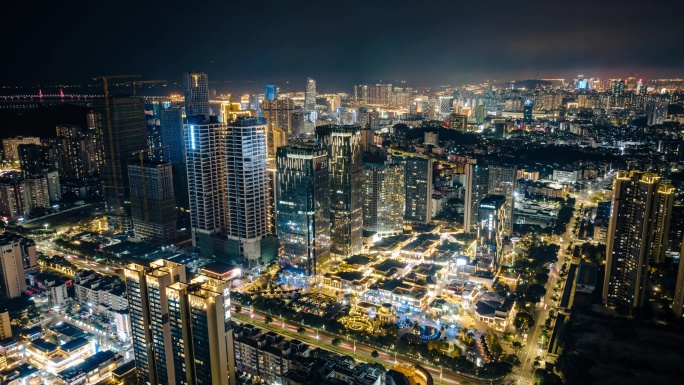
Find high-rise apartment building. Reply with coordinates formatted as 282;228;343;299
184;71;210;120
487;164;517;235
674;238;684;318
160;107;189;211
93;96;148;232
646;100;668;126
404;157;433;225
0;310;10;339
0;233;36;301
362;158;405;237
315;125;363;258
125;259;237;385
25;176;50;212
650;184;674;265
185;120;227;250
2;136;40;163
276;145;331;276
0;179;30;220
128;160;177;242
368;84;392;106
262;98;294;135
225;117;270;267
603;171;671;313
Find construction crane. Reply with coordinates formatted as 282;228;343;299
131;146;169;231
117;80;167;96
92;75;141;232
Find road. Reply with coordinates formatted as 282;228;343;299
36;239;123;277
234;309;511;385
518;203;578;376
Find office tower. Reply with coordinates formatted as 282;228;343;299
305;78;316;113
128;160;177;242
125;259;187;385
646;100;668;126
303;78;317;135
0;180;29;219
449;113;467;131
464;163;489;235
315;125;363;258
488;164;517;236
225;117;270;267
184;71;210;120
650;184;674;265
25;176;50;212
160;107;189;211
0;233;36;300
478;195;507;256
276;145;331;276
125;260;237;385
265;84;277;101
474;105;486;124
2;136;40;163
185;121;227;251
263;99;292;234
523;99;533;123
368;84;392;106
362;158;405;237
361;125;374;150
93;96;148;232
438;96;454;119
404;157;433;225
603;171;669;313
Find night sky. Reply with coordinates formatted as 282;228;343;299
3;0;683;91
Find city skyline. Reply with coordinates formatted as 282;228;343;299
2;1;683;89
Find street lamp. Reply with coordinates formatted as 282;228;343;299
44;223;49;231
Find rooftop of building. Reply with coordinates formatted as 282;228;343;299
29;338;58;353
50;322;87;339
344;255;373;267
60;337;90;352
56;350;117;381
372;259;407;273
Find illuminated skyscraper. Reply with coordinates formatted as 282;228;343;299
185;120;227;252
368;84;392;106
646;100;668;126
603;171;671;313
225;117;270;267
464;162;489;235
487;164;517;235
184;71;210;120
478;195;507;261
523;99;533;123
276;145;331;276
438;96;454;119
315;125;363;258
125;259;238;385
305;78;316;113
92;96;148;232
404;157;433;225
362;158;405;237
674;239;684;318
265;84;277;101
304;78;317;135
263;98;292;234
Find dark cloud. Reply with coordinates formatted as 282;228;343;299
2;0;683;91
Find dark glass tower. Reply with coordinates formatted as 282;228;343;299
523;99;533;123
315;125;363;258
93;96;148;232
276;145;331;276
